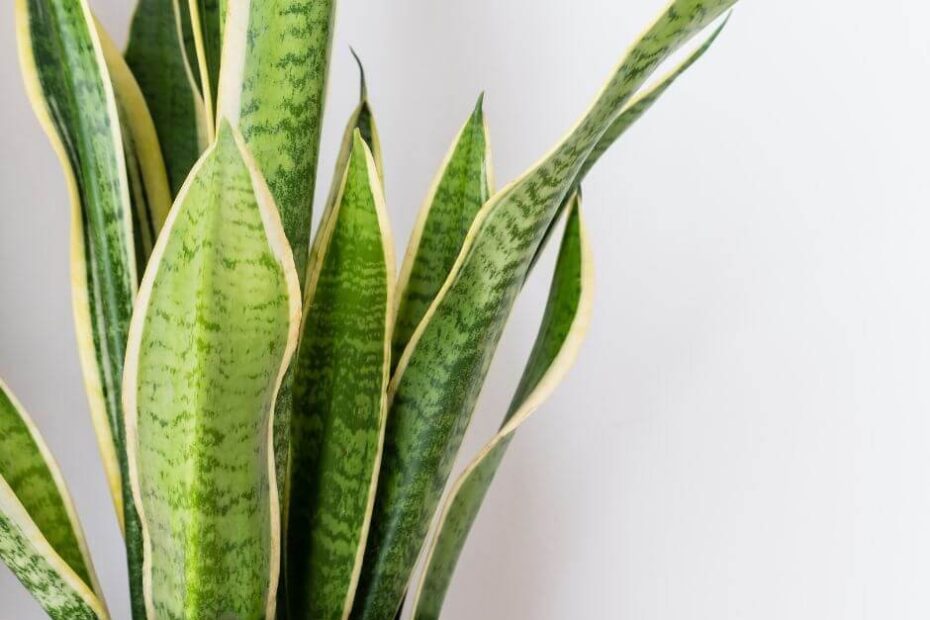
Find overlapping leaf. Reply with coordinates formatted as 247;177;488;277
96;21;172;269
124;122;300;620
0;381;108;619
15;0;146;613
125;0;210;195
411;196;592;620
286;132;393;620
393;96;493;367
217;0;337;285
354;3;736;617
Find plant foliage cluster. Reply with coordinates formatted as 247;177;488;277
3;0;736;617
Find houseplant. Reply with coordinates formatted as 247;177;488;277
3;0;738;617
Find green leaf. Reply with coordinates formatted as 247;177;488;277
393;95;493;369
96;20;173;269
217;0;337;287
123;121;301;620
279;52;383;515
15;0;147;614
410;195;592;620
125;0;210;196
285;132;394;620
0;380;108;619
529;15;731;273
187;0;222;121
353;3;736;618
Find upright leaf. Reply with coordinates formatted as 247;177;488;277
218;0;337;287
410;197;593;620
187;0;222;119
96;21;173;268
15;0;146;614
125;0;210;195
354;3;736;617
123;122;300;620
286;132;394;620
0;380;107;618
393;96;493;367
279;53;384;499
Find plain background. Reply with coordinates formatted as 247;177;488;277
3;0;930;618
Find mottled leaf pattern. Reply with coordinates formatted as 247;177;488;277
278;56;384;504
410;198;592;620
528;16;730;273
125;0;209;196
96;21;172;269
0;481;107;620
286;133;393;620
14;0;146;614
393;96;492;368
0;380;106;615
218;0;337;286
123;122;300;620
354;3;736;617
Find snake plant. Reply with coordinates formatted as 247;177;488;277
5;0;737;617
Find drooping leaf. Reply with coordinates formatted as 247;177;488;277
353;3;736;617
125;0;210;196
410;196;592;620
392;96;493;368
123;121;301;620
187;0;222;120
286;132;394;620
96;21;172;269
217;0;337;287
0;380;108;618
14;0;146;614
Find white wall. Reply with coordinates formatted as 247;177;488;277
3;1;930;618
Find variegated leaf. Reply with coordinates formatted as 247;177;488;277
0;380;108;619
286;132;393;620
393;96;493;368
124;121;300;620
125;0;210;195
354;3;736;617
410;196;592;620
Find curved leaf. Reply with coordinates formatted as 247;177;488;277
0;380;107;617
14;0;147;613
354;3;736;617
529;15;731;273
410;196;592;619
123;122;301;619
125;0;210;195
218;0;337;287
286;132;394;619
393;95;493;368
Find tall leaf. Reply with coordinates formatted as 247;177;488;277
96;21;173;268
187;0;222;120
354;3;736;617
14;0;146;614
123;121;301;620
125;0;210;195
286;132;394;619
410;196;592;619
0;380;107;618
217;0;337;286
393;96;493;368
